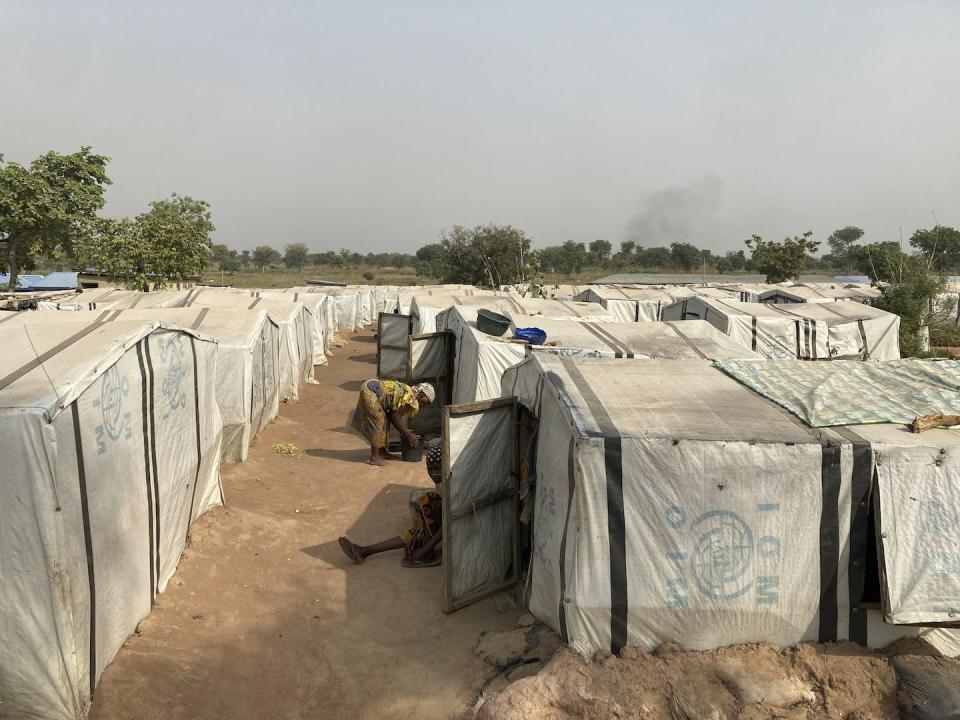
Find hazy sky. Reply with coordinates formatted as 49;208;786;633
2;1;958;254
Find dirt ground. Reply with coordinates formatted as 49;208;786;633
462;625;951;720
90;328;521;720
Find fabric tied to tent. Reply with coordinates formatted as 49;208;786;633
714;359;960;427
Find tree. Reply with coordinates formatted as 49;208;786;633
135;194;214;286
0;147;111;289
639;246;672;268
557;240;587;277
910;225;960;272
617;240;636;270
415;243;444;278
210;243;232;267
253;245;280;272
75;194;215;290
849;241;904;278
670;242;701;272
431;224;532;286
826;226;864;271
744;231;820;283
283;243;309;272
588;239;612;269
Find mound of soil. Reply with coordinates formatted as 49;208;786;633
459;622;950;720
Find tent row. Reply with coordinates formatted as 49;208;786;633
1;284;383;719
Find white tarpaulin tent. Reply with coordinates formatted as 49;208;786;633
183;289;314;400
575;286;696;322
661;297;901;360
37;288;191;311
213;288;330;366
314;287;364;332
346;285;374;325
497;354;960;657
0;308;281;462
436;306;761;404
759;284;863;304
0;320;223;720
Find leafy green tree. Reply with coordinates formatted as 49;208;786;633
283;242;309;271
588;239;612;269
135;194;214;286
559;240;587;277
849;242;902;277
537;245;564;274
670;242;701;272
639;246;672;268
433;224;532;286
617;240;636;270
253;245;280;272
826;226;864;271
210;243;233;267
415;243;444;277
220;257;241;273
0;147;111;289
871;252;946;356
910;225;960;271
76;194;214;290
744;231;819;283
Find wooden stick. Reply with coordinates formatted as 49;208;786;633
908;413;960;433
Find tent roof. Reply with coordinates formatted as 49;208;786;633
183;288;308;323
671;297;894;324
1;307;271;348
509;315;760;360
579;286;698;301
517;354;817;443
0;320;210;419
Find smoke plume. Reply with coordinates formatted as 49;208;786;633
624;175;724;245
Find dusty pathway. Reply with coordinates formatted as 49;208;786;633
91;329;519;720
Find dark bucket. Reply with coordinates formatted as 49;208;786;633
401;435;424;462
477;308;511;336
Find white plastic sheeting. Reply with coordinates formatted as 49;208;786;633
443;400;519;610
0;308;281;463
501;354;960;658
184;289;314;400
438;306;761;404
0;321;223;720
661;297;900;360
226;289;329;366
37;288;191;311
575;286;696;322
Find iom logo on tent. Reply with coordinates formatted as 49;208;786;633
93;365;132;455
158;335;188;418
664;504;781;607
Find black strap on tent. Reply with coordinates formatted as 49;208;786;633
832;426;873;645
190;307;210;330
560;301;583;318
0;315;110;391
0;311;21;324
71;403;97;696
589;323;635;358
663;322;708;359
129;294;145;308
751;316;758;351
634;302;640;323
557;436;576;644
185;337;204;541
794;320;802;359
560;358;628;654
144;341;162;594
136;342;157;604
581;322;625;357
819;442;842;641
857;320;870;358
248;298;262;310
